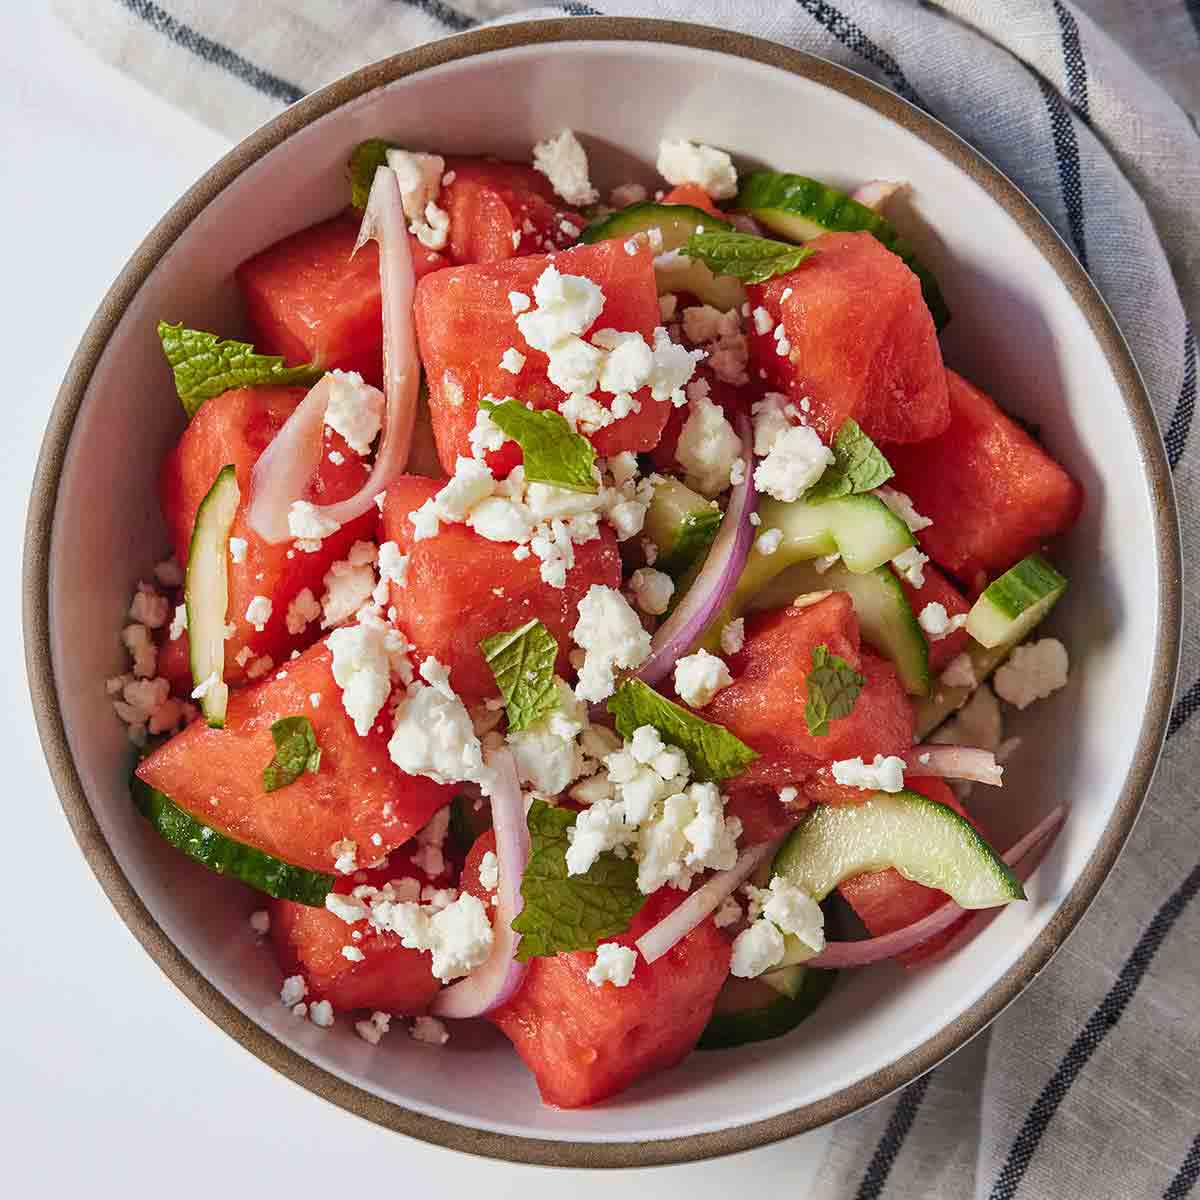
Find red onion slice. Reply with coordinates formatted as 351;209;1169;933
246;165;419;543
431;750;530;1019
635;413;757;689
905;746;1004;787
803;805;1066;969
850;180;904;210
635;839;777;965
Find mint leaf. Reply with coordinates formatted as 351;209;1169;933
805;418;894;504
608;679;757;782
349;138;394;211
684;230;816;284
480;619;559;732
511;800;644;960
262;716;322;793
804;645;864;737
158;322;323;419
479;398;598;494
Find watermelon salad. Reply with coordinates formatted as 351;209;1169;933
108;130;1081;1107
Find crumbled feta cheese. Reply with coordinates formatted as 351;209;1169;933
673;650;733;709
387;147;444;223
129;583;169;629
761;878;825;952
635;781;742;893
754;424;834;503
478;850;499;893
280;975;307;1007
628;567;674;616
499;347;526;375
918;602;969;641
656;138;738;200
730;918;786;978
720;618;745;656
587;942;637;988
892;546;929;588
676;391;744;497
391;892;494;983
249;910;270;935
355;1011;391;1045
285;587;321;635
930;682;1003;753
532;129;598;206
410;1015;450;1045
308;999;334;1028
320;558;376;629
813;553;841;574
190;671;219;701
571;585;652;703
517;266;605;358
328;613;413;735
330;838;358;875
831;753;907;793
593;328;654;395
756;528;783;556
940;651;978;690
993;638;1070;710
122;623;157;678
341;945;365;962
245;595;272;632
681;304;748;386
876;486;932;533
751;305;775;335
508;291;531;315
288;500;341;542
508;680;588;795
323;371;385;456
168;604;187;642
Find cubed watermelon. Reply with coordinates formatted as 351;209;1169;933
382;476;621;706
414;240;668;474
136;640;453;872
159;385;378;683
745;231;949;445
269;846;446;1013
236;213;446;389
660;182;724;219
896;561;971;672
886;369;1083;591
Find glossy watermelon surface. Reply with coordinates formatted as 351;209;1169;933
159;385;378;683
383;476;622;705
886;369;1083;591
660;182;724;218
136;641;453;872
896;562;971;672
414;239;667;473
745;231;949;445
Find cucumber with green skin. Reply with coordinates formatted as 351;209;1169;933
966;555;1067;649
186;464;239;728
746;558;930;697
734;171;950;329
643;478;721;579
698;964;836;1050
578;201;745;311
132;777;334;905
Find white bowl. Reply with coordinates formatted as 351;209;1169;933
24;18;1180;1167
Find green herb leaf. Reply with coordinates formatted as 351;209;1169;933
804;645;865;737
262;716;322;793
158;322;323;419
511;800;645;960
348;138;395;211
683;230;817;284
608;679;758;782
804;418;894;504
479;398;598;494
480;619;559;733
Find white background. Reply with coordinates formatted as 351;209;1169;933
2;7;832;1193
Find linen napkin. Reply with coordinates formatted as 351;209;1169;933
52;1;1200;1196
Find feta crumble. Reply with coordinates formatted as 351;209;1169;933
280;975;307;1007
876;486;932;533
656;138;738;200
720;618;745;656
286;587;321;635
628;567;675;616
532;129;598;206
891;545;929;588
587;943;637;988
675;391;744;497
355;1011;391;1046
673;650;733;709
756;528;783;556
411;1015;450;1045
940;652;978;690
753;423;834;503
730;918;785;978
245;595;272;632
288;500;341;542
831;753;907;793
478;850;499;893
918;602;968;641
499;347;526;375
993;638;1069;709
328;610;413;735
323;371;385;456
571;585;652;703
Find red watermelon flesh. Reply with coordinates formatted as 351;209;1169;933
660;182;724;219
897;561;971;672
159;385;378;684
706;594;914;793
481;884;731;1108
236;212;446;389
837;778;978;966
744;231;949;445
414;239;667;474
136;640;453;872
383;476;621;706
269;846;447;1013
886;369;1083;591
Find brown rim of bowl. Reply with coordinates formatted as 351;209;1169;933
23;16;1181;1169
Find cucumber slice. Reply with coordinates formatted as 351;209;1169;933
186;465;240;728
643;478;721;579
966;555;1068;649
698;964;836;1050
747;559;930;696
132;777;333;905
699;493;914;651
734;171;950;329
578;201;745;311
773;791;1024;908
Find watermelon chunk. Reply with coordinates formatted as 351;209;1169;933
136;640;453;872
886;369;1083;591
159;385;377;683
660;182;724;219
483;884;731;1108
705;594;914;793
269;845;446;1013
414;239;668;474
236;212;446;389
896;561;971;672
837;778;976;965
382;476;621;706
745;231;949;445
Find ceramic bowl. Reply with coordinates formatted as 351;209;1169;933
23;17;1180;1167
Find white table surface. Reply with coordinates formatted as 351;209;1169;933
3;6;832;1193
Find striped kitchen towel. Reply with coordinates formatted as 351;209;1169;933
53;1;1200;1196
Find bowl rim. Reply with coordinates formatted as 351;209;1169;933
22;15;1181;1168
